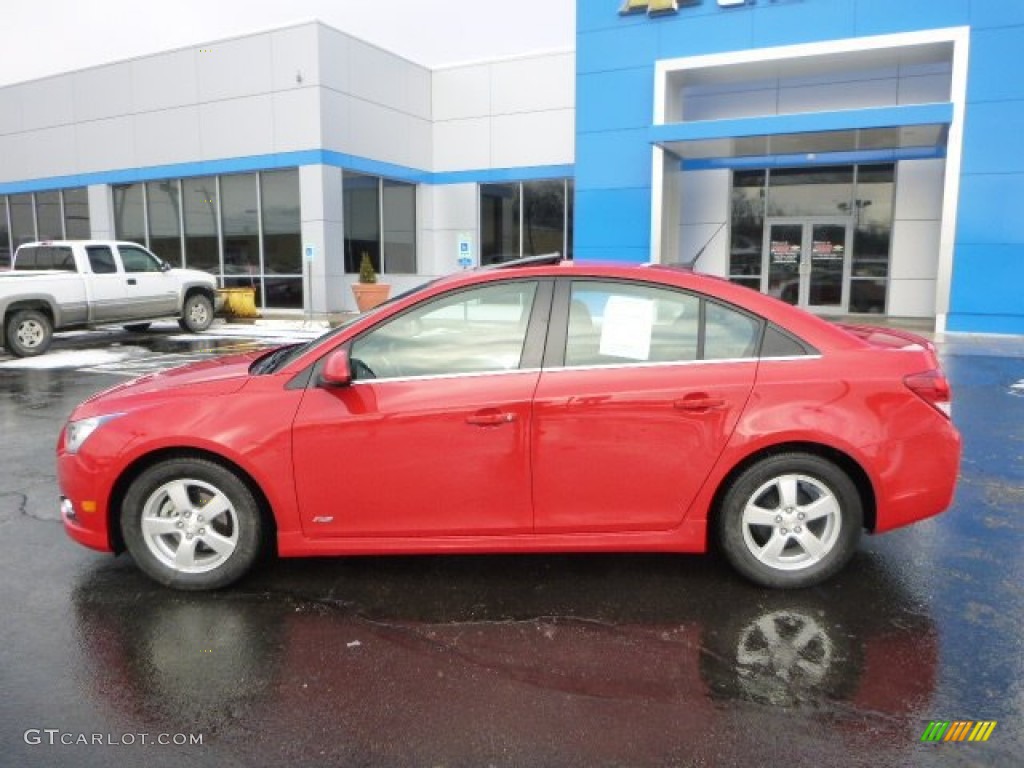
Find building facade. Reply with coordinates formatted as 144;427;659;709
1;1;1023;333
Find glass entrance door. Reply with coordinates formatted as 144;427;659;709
763;218;852;312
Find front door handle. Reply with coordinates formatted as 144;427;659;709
673;396;726;413
466;410;517;426
127;278;137;285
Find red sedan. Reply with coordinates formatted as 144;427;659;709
58;259;960;590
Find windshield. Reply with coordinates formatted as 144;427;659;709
250;279;441;375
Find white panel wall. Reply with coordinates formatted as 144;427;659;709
0;22;325;184
432;52;575;172
300;164;345;314
889;158;945;317
317;26;432;171
677;169;730;274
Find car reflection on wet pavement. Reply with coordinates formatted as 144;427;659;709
0;327;1021;767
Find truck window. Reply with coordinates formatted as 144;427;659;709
119;245;163;273
86;246;117;274
14;246;76;271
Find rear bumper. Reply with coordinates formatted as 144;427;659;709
873;421;961;533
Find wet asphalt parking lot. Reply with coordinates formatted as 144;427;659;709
0;322;1021;767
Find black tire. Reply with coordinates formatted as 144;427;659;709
123;322;152;332
121;458;264;590
178;293;214;333
716;452;862;589
4;308;53;357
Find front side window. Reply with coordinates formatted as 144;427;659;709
351;281;538;380
118;245;162;273
564;281;762;367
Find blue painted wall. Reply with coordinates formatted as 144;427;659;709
576;0;1024;333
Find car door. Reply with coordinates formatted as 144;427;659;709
116;244;179;318
292;279;551;538
83;244;129;323
531;279;760;533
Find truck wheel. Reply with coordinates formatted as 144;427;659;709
5;309;53;357
178;293;214;333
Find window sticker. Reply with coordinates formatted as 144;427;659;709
599;295;655;360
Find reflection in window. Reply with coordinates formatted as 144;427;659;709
147;180;182;266
36;191;63;240
183;176;219;274
481;179;573;266
63;188;91;239
351;281;538;379
113;184;146;244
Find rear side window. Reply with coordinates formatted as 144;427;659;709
86;246;118;274
14;246;75;271
563;281;764;366
760;325;814;357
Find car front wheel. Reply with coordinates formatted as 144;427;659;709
717;453;862;589
5;308;53;357
121;458;264;590
178;293;214;333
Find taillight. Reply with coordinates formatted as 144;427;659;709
904;370;952;418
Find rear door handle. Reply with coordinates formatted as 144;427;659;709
466;410;517;426
673;397;726;412
127;278;137;285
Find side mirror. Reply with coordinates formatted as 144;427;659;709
320;349;353;387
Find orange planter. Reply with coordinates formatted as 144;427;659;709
351;282;391;312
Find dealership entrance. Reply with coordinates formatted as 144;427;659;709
763;217;853;313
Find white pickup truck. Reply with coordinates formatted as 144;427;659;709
0;240;220;357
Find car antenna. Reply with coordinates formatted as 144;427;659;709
683;221;727;271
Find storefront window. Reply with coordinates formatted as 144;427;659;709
728;170;765;290
35;191;63;240
343;172;380;274
0;198;10;269
849;164;894;313
147;180;182;266
182;176;219;274
9;194;35;250
261;169;302;309
63;188;90;239
766;166;854;218
221;174;260;298
113;184;146;244
481;183;520;265
480;179;572;266
382;179;416;274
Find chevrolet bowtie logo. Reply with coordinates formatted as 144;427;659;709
620;0;681;15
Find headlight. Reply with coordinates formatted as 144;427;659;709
64;414;124;454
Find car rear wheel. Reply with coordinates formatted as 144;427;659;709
178;293;214;333
121;458;263;590
5;309;53;357
717;453;862;589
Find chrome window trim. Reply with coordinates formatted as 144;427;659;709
351;367;543;386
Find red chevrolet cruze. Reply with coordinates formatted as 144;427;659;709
58;259;961;590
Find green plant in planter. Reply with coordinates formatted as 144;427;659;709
358;252;377;284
